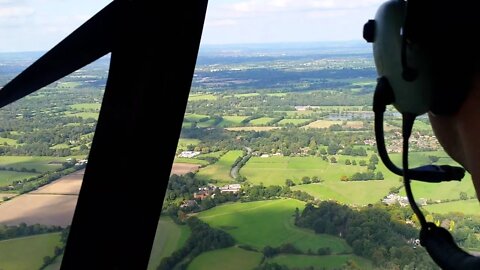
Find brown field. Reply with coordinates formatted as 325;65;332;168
0;170;84;226
225;126;280;132
304;120;364;129
31;169;84;195
0;193;16;202
0;194;78;226
170;163;201;175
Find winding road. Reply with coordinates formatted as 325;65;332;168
230;147;252;179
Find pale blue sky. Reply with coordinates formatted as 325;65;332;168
0;0;384;52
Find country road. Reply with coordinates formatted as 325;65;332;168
230;147;252;179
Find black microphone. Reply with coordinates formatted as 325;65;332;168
410;165;465;183
420;223;480;270
373;77;480;270
373;77;465;183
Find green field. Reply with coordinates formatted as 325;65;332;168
284;110;319;117
394;151;476;201
266;93;288;97
196;150;243;182
177;138;201;150
68;112;99;119
197;199;352;254
268;254;372;270
148;216;191;270
218;116;249;127
43;255;63;270
241;151;468;205
401;175;475;202
187;247;263;270
57;81;81;88
0;137;18;145
0;232;62;270
423;199;480;216
189;93;217;101
70;103;101;111
388;119;432;132
277;118;312;126
225;126;280;132
173;157;209;166
182;122;193;128
242;156;379;185
0;156;68;173
0;171;39;187
233;93;260;98
304;120;343;128
292;181;396;205
184;113;209;122
197;151;225;159
249;117;276;126
50;143;70;150
197;119;217;128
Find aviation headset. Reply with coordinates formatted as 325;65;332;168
364;0;480;269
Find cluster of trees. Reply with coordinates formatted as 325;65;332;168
285;176;322;186
162;174;241;219
0;85;102;157
157;217;235;270
262;243;332;258
254;261;360;270
182;126;376;159
162;173;208;208
344;171;384;181
295;202;438;269
191;63;374;96
263;243;302;258
41;226;70;269
162;174;315;222
0;223;64;241
431;212;480;250
0;166;37;173
0;164;81;193
241;185;314;203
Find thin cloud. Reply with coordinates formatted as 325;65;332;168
223;0;384;15
0;6;34;18
206;19;238;27
202;0;383;44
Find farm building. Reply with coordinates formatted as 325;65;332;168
179;151;201;158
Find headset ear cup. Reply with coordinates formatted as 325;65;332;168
372;0;433;115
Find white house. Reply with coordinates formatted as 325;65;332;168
179;151;201;158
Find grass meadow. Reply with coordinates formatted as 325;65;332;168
267;254;372;270
187;247;263;270
196;150;243;182
148;216;191;270
0;232;62;270
0;156;67;173
277;118;312;126
197;199;352;254
423;199;480;216
240;150;470;205
249;117;276;126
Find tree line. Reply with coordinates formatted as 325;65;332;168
295;201;438;269
157;217;234;270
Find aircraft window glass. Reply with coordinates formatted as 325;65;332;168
0;1;110;269
158;1;473;269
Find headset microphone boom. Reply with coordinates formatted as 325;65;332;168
364;0;480;269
